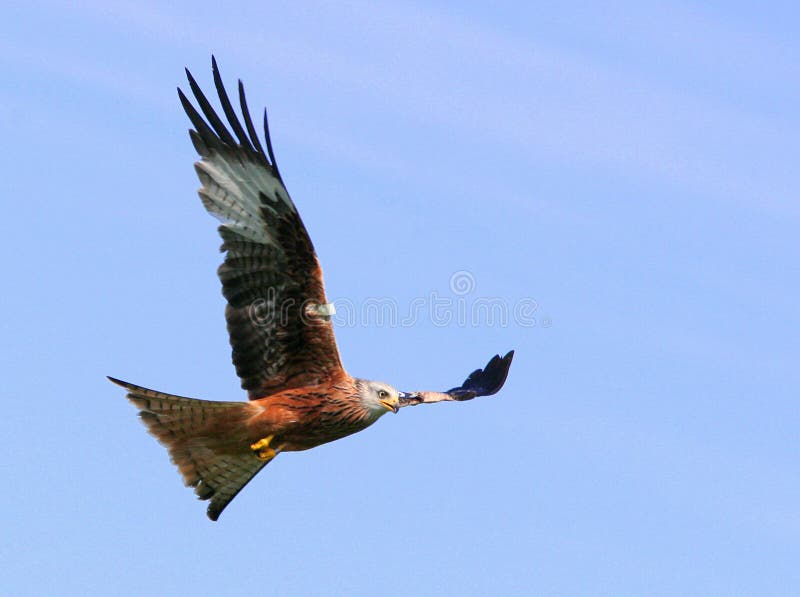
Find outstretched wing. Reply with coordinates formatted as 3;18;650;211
398;350;514;408
180;58;344;398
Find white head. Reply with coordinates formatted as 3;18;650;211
358;379;401;418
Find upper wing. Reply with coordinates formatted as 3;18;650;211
398;351;514;408
179;57;345;398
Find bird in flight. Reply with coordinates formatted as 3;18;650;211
109;58;514;521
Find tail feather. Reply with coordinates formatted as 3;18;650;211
109;376;270;520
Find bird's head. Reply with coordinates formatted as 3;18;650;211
359;380;401;416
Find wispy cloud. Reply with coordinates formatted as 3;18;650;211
13;0;799;212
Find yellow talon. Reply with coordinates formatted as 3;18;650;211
251;435;277;461
251;435;274;451
254;448;276;461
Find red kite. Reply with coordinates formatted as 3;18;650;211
110;58;514;520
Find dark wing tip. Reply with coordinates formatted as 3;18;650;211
448;349;515;399
237;77;270;167
212;56;254;152
107;375;132;389
262;108;282;180
180;57;280;176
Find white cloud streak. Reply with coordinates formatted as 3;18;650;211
9;0;798;212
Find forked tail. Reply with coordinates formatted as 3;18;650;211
109;377;269;520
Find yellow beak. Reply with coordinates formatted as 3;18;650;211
380;399;399;414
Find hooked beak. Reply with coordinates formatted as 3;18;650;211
380;398;399;414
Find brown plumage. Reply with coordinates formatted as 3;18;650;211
109;373;378;520
110;57;514;521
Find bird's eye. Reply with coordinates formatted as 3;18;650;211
378;390;389;399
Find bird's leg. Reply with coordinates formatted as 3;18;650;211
250;435;278;461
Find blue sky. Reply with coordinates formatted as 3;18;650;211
2;1;799;595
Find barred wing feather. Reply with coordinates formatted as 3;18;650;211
179;58;344;399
